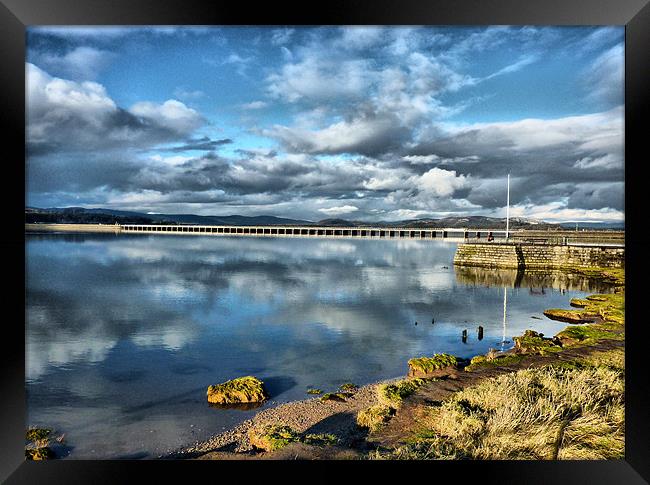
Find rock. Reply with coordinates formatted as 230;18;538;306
407;353;458;378
543;309;597;324
569;298;590;308
513;330;562;354
207;376;268;404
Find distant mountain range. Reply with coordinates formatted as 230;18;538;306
25;207;623;230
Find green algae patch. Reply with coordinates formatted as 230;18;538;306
408;354;458;377
25;426;66;460
514;330;563;355
206;376;268;404
378;378;428;407
307;388;322;395
303;433;339;446
339;383;359;392
26;428;51;442
357;404;395;432
320;392;350;402
248;424;301;452
555;325;623;346
248;425;340;452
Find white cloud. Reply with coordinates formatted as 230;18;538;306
267;58;372;102
319;205;359;216
27;63;205;152
39;46;114;80
416;168;469;197
583;43;624;105
508;202;623;222
574;154;621;170
129;100;204;135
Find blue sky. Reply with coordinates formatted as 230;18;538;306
26;26;624;222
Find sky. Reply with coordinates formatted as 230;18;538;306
25;26;624;223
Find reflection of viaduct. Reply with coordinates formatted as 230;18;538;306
455;265;616;293
120;224;512;239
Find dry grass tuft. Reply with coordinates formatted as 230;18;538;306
372;366;624;460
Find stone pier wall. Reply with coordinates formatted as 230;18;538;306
453;243;624;270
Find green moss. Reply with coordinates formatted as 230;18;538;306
303;433;339;446
378;378;428;406
514;330;562;354
306;388;322;395
465;353;525;372
408;354;458;374
206;376;268;404
570;298;590;308
320;392;349;402
357;404;395;432
248;424;301;452
339;383;359;392
555;325;623;345
26;428;51;442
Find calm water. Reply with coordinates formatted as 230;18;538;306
26;233;614;459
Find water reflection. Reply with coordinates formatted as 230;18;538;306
26;234;611;459
455;265;616;293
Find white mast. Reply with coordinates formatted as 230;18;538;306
506;173;510;240
501;286;508;350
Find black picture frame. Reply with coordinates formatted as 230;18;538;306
2;0;648;482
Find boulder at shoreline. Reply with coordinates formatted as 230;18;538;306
407;353;458;378
207;376;269;404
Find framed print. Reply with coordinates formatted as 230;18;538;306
2;0;648;482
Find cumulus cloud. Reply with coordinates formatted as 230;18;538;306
26;63;205;154
416;168;469;197
267;57;373;103
265;112;411;156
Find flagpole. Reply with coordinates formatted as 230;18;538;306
506;173;510;240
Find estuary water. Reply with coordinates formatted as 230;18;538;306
25;233;615;459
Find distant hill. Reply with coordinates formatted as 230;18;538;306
26;207;622;231
25;207;313;226
559;221;625;230
318;215;562;230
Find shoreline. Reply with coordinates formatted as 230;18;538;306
161;267;624;460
